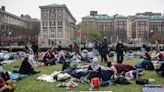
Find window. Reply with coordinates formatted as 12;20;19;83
43;27;47;29
42;21;45;26
45;21;47;26
51;34;55;38
58;21;62;26
43;33;47;38
49;21;51;26
57;9;63;18
54;22;56;26
57;27;63;37
51;28;54;32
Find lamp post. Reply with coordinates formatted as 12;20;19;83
149;30;153;43
8;32;12;52
103;25;106;39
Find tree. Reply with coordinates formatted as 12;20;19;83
80;23;102;43
87;30;102;42
151;32;164;44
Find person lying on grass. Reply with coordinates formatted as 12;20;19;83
104;62;135;75
87;58;114;82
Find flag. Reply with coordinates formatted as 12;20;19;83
75;31;81;44
77;31;80;38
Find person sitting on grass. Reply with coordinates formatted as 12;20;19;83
156;52;164;63
19;46;40;74
154;51;164;77
135;50;154;70
0;67;10;82
37;49;43;62
43;49;55;66
0;70;16;92
62;52;71;71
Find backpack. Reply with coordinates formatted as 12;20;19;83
136;79;149;85
145;62;154;70
114;75;131;84
156;63;164;77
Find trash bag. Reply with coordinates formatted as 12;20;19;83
113;54;117;62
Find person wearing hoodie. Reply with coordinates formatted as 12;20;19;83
116;41;125;63
101;38;108;63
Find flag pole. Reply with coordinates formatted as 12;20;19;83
79;28;81;54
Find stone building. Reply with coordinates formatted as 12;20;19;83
82;11;127;43
38;3;76;46
0;6;40;46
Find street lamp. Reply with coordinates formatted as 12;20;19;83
149;30;153;43
8;32;12;52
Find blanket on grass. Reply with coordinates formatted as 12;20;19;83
37;71;71;82
142;84;164;92
9;72;29;81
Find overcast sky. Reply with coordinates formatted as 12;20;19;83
0;0;164;22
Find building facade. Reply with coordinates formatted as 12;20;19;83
0;6;40;46
81;11;164;43
81;11;127;43
131;12;164;43
38;3;76;46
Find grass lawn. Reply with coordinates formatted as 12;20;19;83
2;57;164;92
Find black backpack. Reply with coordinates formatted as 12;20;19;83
136;79;149;85
156;63;164;77
145;62;154;70
114;75;131;84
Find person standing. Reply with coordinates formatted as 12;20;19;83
31;42;39;60
101;38;108;63
98;41;103;62
116;41;125;63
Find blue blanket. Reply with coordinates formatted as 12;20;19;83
10;72;29;80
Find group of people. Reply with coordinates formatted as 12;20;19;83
97;38;125;64
0;67;16;92
1;39;164;91
136;44;164;76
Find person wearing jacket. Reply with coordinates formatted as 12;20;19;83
116;41;125;63
101;38;108;63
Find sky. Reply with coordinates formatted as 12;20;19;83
0;0;164;22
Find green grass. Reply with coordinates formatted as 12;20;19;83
2;57;164;92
